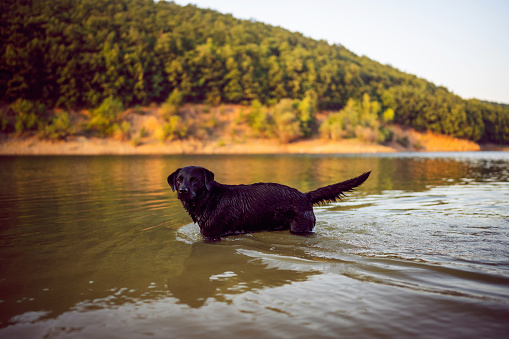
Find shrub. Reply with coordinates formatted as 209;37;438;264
161;99;178;119
320;95;385;143
161;89;186;121
205;112;219;129
205;89;221;106
396;135;410;148
167;88;183;107
131;135;142;147
379;126;395;142
113;121;132;141
40;111;73;140
156;115;189;142
154;126;166;143
87;97;124;137
130;126;147;147
319;112;344;141
248;100;270;135
270;99;303;143
139;126;147;138
168;115;188;139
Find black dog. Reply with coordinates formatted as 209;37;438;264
168;166;370;240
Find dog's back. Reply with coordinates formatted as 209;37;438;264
197;181;311;237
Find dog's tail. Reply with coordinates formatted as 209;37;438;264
305;171;371;205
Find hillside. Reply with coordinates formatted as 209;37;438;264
1;0;508;146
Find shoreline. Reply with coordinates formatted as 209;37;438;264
0;136;395;155
2;103;506;156
0;135;506;156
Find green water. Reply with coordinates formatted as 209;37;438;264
1;153;508;338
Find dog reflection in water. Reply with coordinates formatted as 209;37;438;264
167;241;312;308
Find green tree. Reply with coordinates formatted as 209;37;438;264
382;108;395;123
267;56;287;101
223;55;244;103
297;90;318;137
247;99;269;135
9;99;44;134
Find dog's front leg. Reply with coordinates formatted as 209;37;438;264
198;215;230;241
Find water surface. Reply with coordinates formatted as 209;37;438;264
1;153;508;338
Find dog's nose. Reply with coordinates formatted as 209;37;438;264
179;187;188;194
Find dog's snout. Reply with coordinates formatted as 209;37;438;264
179;187;188;194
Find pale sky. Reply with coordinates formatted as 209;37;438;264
172;0;509;104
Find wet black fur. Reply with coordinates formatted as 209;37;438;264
168;166;371;241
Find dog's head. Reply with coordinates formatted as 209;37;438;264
167;166;215;201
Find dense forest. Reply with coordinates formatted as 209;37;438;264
1;0;508;143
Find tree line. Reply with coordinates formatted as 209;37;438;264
1;0;508;143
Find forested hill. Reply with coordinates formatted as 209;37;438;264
1;0;508;143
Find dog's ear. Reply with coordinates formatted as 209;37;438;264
167;168;181;192
201;167;214;191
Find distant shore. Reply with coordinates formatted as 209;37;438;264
1;103;507;156
0;134;505;156
0;136;393;155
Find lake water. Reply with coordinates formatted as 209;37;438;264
1;153;508;338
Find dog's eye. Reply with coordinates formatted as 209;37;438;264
176;178;182;183
189;177;196;183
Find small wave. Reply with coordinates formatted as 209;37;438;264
175;223;202;244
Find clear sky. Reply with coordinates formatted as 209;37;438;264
172;0;509;104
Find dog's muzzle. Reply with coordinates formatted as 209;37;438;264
177;187;195;200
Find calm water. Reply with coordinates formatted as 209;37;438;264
1;153;508;338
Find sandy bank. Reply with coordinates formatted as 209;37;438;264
0;133;500;156
0;136;397;155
